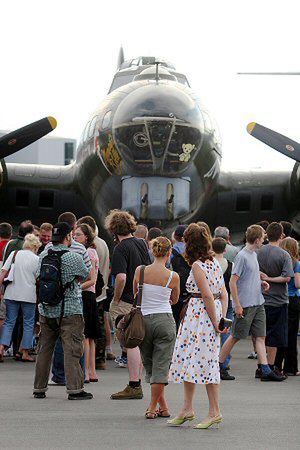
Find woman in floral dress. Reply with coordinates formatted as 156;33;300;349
168;223;228;429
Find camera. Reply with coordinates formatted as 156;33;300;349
219;317;233;331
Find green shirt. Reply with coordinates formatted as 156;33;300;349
3;238;24;263
38;244;89;318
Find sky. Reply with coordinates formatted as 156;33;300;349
0;0;299;171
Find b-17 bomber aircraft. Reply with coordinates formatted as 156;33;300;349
1;50;300;240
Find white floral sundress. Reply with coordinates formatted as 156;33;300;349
169;258;224;385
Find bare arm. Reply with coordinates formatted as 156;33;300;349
170;272;180;305
81;259;97;290
133;267;140;298
113;273;126;303
192;263;218;330
229;274;244;318
295;272;300;289
0;269;8;286
261;275;290;283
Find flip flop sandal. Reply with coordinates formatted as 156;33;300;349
156;409;171;418
14;353;23;361
145;410;158;419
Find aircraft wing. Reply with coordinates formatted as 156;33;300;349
207;168;292;241
0;162;89;226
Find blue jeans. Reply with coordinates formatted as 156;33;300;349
0;300;35;349
52;337;85;383
221;301;234;369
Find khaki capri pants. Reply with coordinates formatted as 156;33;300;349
140;313;176;385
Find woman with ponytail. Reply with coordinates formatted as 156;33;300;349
133;236;180;419
168;224;228;429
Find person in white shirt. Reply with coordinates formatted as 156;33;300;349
0;234;41;362
134;237;180;419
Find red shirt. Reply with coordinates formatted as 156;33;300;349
0;239;9;262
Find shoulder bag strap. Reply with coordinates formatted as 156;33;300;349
12;250;18;264
136;265;145;308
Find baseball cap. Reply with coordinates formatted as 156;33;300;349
52;222;72;243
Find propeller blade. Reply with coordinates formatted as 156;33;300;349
0;116;57;159
247;122;300;162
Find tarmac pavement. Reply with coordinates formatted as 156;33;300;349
0;339;299;450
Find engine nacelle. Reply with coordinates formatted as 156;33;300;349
289;162;300;234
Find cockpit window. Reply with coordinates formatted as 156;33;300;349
176;75;190;86
109;74;135;92
102;111;112;129
88;116;98;138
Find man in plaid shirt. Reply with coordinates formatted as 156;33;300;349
33;222;92;400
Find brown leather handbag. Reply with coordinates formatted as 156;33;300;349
117;266;146;349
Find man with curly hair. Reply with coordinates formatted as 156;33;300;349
105;210;151;400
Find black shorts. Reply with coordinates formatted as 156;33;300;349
82;291;101;339
265;304;288;348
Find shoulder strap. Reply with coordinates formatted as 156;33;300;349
12;250;18;264
165;271;173;288
136;265;145;307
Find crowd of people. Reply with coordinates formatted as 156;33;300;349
0;211;299;428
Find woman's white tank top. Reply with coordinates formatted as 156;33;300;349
141;271;173;316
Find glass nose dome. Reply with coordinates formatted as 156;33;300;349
113;84;204;175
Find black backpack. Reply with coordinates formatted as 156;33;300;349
171;248;191;299
38;249;70;307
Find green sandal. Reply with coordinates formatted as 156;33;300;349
167;415;196;426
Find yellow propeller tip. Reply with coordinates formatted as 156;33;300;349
247;122;256;134
47;116;57;130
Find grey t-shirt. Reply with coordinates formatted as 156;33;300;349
232;247;264;308
257;244;294;307
225;244;239;263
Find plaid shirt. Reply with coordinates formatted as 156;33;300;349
38;244;89;318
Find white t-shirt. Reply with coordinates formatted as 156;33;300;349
2;250;39;303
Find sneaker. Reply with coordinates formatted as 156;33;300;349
48;379;66;386
110;385;143;400
248;351;257;359
220;368;235;381
96;361;106;370
106;352;116;361
34;392;46;399
4;347;13;357
261;370;286;382
117;356;128;368
255;368;262;379
68;391;93;400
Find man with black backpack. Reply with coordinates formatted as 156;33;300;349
33;222;92;400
